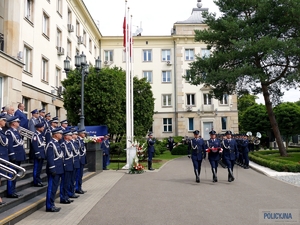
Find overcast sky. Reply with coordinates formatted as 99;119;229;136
83;0;299;103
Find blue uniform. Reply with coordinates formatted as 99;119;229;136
69;140;80;196
75;137;86;192
222;138;239;182
45;138;64;210
5;128;26;196
147;138;155;161
188;138;206;171
44;126;55;144
206;139;222;169
101;139;110;170
60;140;73;202
0;128;9;161
240;139;249;168
31;131;46;185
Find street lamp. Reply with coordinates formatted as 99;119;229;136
64;52;101;130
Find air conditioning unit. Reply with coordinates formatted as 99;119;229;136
57;47;64;55
186;106;193;112
166;60;172;66
67;24;74;32
77;36;83;45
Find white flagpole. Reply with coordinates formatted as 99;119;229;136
130;15;134;144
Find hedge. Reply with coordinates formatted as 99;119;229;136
171;144;188;155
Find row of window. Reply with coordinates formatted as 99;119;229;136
162;117;228;132
22;96;61;117
161;94;228;107
104;48;211;62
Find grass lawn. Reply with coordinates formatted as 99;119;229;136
107;151;183;170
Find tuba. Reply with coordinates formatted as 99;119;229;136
0;158;26;180
254;132;261;145
246;131;253;143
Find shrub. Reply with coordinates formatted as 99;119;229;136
171;144;188;155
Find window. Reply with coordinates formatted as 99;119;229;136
56;28;62;47
163;118;172;132
220;94;228;105
221;117;227;130
23;45;32;73
162;71;171;83
143;71;152;83
89;39;92;53
186;94;195;106
67;39;71;58
185;49;194;61
41;57;49;82
41;102;47;111
55;67;61;87
185;69;191;82
83;30;86;45
161;49;170;61
22;97;29;118
76;20;80;36
162;94;172;107
203;93;212;105
42;12;49;37
104;50;113;62
25;0;33;22
201;49;210;58
94;45;97;58
188;118;194;131
143;50;152;62
67;8;72;24
55;106;60;118
56;0;62;15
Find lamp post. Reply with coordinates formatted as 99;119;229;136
64;53;101;130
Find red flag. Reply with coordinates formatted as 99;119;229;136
123;16;126;48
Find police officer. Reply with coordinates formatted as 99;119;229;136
31;123;46;187
168;136;174;151
241;134;249;169
0;113;8;204
59;120;68;144
44;113;51;130
69;128;80;198
206;130;222;182
44;117;59;144
5;116;26;198
75;129;87;194
38;108;46;124
45;127;64;212
28;109;39;161
188;130;206;183
222;130;239;182
147;132;155;171
101;134;110;170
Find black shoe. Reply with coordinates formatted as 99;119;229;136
69;194;79;198
75;190;84;194
46;207;61;212
60;200;71;204
15;193;23;197
7;194;19;198
68;199;74;202
244;166;249;169
34;183;43;187
196;176;200;183
0;201;6;205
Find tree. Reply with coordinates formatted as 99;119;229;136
62;67;154;137
238;94;258;113
274;102;300;150
186;0;300;156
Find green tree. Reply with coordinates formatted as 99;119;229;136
295;100;300;107
274;102;300;150
238;94;258;131
186;0;300;156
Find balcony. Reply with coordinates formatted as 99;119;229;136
201;104;214;112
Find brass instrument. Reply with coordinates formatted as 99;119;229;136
254;132;261;145
246;132;253;143
0;158;26;180
19;126;35;139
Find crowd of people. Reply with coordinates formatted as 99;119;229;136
0;103;88;212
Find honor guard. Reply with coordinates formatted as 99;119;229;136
147;132;155;171
69;128;80;198
0;113;9;205
222;130;239;182
31;123;46;187
44;113;51;129
206;130;222;182
59;120;68;144
44;117;59;144
75;129;87;194
60;130;77;204
28;109;39;160
45;127;64;212
241;134;249;169
38;108;46;124
5;116;26;198
101;134;110;170
188;130;206;183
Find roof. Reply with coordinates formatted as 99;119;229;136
175;8;209;24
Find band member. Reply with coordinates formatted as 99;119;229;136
206;130;222;182
0;113;8;204
45;127;63;212
241;134;249;169
31;123;46;187
5;116;26;198
168;136;174;151
69;128;80;198
188;130;206;183
44;117;59;144
147;132;155;171
75;129;87;194
60;130;78;204
101;134;110;170
222;130;239;182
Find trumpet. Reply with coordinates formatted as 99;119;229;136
0;158;26;180
19;126;34;139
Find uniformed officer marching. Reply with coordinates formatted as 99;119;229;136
0;113;9;205
188;130;206;183
31;123;46;187
75;129;87;194
206;130;222;182
222;130;239;182
147;132;155;171
45;127;64;212
101;134;110;170
241;134;249;169
5;116;26;198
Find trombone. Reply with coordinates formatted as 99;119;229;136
0;158;26;181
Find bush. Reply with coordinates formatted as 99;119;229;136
171;144;188;155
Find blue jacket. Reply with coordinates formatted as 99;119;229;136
77;137;87;165
188;138;206;161
61;141;74;172
101;139;110;155
5;128;26;162
44;126;55;144
46;138;64;174
0;129;9;161
240;139;249;153
147;138;155;153
31;131;46;159
14;109;28;129
71;140;80;169
222;139;239;161
206;139;222;161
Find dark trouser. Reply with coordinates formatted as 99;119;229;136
103;154;108;169
46;173;62;210
243;151;249;166
29;143;34;160
75;164;84;192
61;171;72;201
148;151;154;162
68;168;79;197
7;161;21;195
33;158;44;185
192;159;203;172
225;159;235;170
209;159;219;169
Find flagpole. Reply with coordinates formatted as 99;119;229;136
130;15;134;146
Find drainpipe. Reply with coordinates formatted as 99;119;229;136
99;39;101;61
174;40;178;136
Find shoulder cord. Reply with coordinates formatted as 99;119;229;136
190;138;198;150
0;132;8;146
104;140;109;148
70;141;79;156
222;140;230;149
62;142;73;159
33;133;46;148
46;141;64;160
6;130;23;147
77;138;86;156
